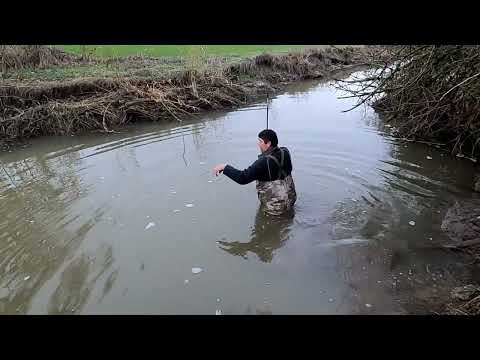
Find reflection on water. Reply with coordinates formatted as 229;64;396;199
47;244;115;314
1;73;479;314
218;208;294;263
0;150;104;314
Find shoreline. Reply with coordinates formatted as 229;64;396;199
0;47;368;149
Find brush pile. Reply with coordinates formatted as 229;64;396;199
336;46;480;159
444;284;480;315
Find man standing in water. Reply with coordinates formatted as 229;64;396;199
213;129;297;216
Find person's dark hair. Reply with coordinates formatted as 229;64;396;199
258;129;278;147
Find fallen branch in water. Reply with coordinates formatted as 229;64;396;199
442;239;480;249
399;138;446;147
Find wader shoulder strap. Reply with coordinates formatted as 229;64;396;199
266;148;287;180
266;157;272;181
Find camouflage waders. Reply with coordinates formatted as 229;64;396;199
256;148;297;216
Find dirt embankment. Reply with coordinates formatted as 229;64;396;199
408;197;480;315
438;199;480;314
0;46;370;147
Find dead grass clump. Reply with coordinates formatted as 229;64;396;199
0;45;77;73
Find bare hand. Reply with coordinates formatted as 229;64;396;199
213;164;226;176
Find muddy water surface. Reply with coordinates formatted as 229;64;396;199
1;75;478;314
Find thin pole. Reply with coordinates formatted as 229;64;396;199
182;135;187;167
266;94;269;129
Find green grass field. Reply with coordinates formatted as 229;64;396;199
5;45;339;82
58;45;328;58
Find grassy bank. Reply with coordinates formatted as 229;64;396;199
57;45;326;58
0;46;369;142
2;45;356;82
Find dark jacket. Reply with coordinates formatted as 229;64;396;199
223;146;293;185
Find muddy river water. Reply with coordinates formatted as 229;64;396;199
1;75;479;314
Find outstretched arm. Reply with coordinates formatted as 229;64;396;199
213;160;263;185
